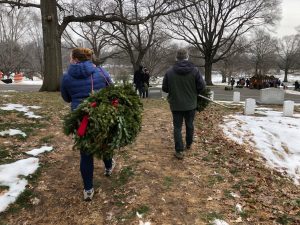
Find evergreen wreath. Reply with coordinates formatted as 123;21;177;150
63;84;143;159
197;88;211;112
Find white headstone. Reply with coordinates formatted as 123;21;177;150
233;92;240;103
260;88;284;104
283;100;294;117
210;91;214;101
244;98;256;115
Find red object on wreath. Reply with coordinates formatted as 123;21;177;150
111;99;119;107
77;115;89;137
90;102;97;107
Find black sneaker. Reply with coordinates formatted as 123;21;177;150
174;151;184;160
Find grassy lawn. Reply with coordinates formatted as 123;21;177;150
0;93;299;224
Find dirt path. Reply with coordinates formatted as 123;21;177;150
1;97;299;225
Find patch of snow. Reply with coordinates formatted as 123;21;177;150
0;129;26;137
235;203;243;213
0;90;17;93
26;146;53;156
0;103;42;119
221;108;300;184
230;192;240;198
136;212;143;219
139;221;151;225
286;90;300;95
0;157;39;212
212;219;229;225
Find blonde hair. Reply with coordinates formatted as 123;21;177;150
71;48;94;62
81;48;94;60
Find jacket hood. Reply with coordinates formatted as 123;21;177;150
173;60;196;75
67;60;96;79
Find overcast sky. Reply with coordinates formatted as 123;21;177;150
275;0;300;37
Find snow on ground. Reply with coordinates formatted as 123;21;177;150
286;90;300;95
0;129;26;137
16;80;42;85
26;146;53;156
221;108;300;185
0;158;39;212
212;219;229;225
0;90;17;93
0;103;42;119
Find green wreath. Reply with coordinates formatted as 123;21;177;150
197;88;211;112
63;84;143;159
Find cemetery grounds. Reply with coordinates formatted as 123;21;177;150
0;92;299;225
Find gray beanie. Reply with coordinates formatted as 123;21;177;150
176;48;189;60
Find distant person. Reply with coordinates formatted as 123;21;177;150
142;68;150;98
61;48;115;201
162;48;206;160
230;78;235;89
295;81;299;90
246;78;250;88
133;65;145;98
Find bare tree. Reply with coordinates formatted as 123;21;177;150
166;0;281;85
103;0;171;73
276;35;300;82
215;37;250;83
0;5;33;75
0;0;198;91
142;39;176;77
62;20;121;64
249;29;277;77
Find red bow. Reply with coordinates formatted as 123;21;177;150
90;102;97;107
112;99;119;107
77;115;89;137
77;102;97;137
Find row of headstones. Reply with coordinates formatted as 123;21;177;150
244;98;295;116
230;90;295;116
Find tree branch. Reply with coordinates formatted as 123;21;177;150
0;0;40;8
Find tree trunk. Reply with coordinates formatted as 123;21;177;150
39;0;62;92
222;74;227;83
284;68;288;82
133;59;143;74
204;61;213;85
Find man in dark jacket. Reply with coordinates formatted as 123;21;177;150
133;65;145;98
162;48;205;159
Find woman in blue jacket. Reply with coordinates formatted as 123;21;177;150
61;48;115;201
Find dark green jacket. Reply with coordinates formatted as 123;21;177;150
162;60;205;111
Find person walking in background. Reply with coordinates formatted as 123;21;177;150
246;78;250;88
133;65;145;98
60;48;115;201
143;67;150;98
230;78;235;89
162;48;206;160
294;81;299;90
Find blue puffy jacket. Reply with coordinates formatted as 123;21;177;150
61;60;108;111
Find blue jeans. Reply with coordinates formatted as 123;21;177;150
172;110;196;152
80;151;112;190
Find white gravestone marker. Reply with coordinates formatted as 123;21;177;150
259;88;284;104
244;98;256;115
283;100;294;117
210;91;214;101
233;92;240;103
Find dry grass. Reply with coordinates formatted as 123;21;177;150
0;94;299;225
